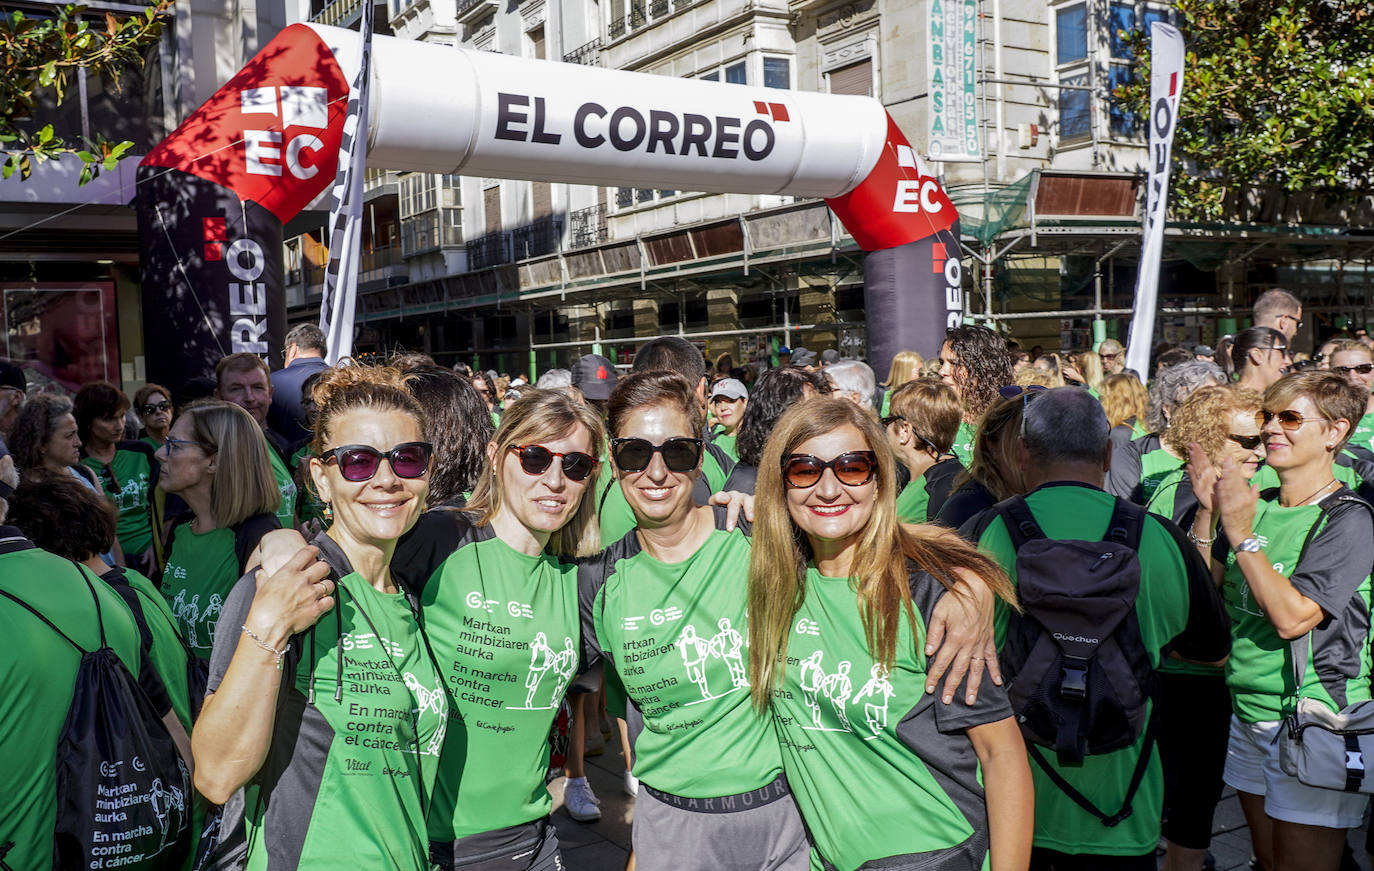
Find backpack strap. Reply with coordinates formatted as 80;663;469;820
997;495;1046;550
1027;698;1160;828
1105;498;1147;550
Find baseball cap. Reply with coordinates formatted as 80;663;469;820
0;361;25;393
571;354;618;401
819;349;841;365
790;347;817;367
710;378;748;401
1193;344;1215;357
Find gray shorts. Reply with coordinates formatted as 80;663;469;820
431;818;563;871
632;778;811;871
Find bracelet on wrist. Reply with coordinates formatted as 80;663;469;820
1188;526;1217;547
241;623;287;670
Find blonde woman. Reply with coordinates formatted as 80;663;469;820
1102;372;1149;451
157;400;282;660
1068;349;1106;396
880;350;924;417
748;398;1032;871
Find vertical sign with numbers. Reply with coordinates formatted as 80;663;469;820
926;0;981;161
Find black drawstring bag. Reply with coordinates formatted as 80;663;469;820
0;562;192;870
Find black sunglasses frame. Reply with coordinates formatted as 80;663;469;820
322;442;434;482
139;401;172;415
508;444;598;482
1227;433;1264;451
1334;364;1374;375
610;437;704;473
782;451;879;489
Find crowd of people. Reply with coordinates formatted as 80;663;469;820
3;285;1374;871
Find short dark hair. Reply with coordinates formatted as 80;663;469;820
73;381;130;444
608;370;704;440
632;337;706;384
8;471;116;560
133;383;172;411
285;323;328;355
734;366;832;466
399;364;494;505
215;352;270;389
1231;327;1287;375
1023;387;1110;466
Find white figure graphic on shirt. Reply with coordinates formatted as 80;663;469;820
405;671;449;755
825;661;854;731
678;624;715;698
147;776;186;854
171;591;202;649
548;637;578;704
799;651;826;727
524;632;555;708
202;593;223;646
853;664;895;736
710;617;749;689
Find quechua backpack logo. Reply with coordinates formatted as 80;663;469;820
996;495;1157;826
0;562;192;869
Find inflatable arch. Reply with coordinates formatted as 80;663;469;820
136;23;963;387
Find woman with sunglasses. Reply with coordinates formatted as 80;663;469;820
1232;326;1291;394
195;365;447;869
1138;384;1263;871
579;372;1000;869
1192;372;1374;871
749;397;1032;871
250;388;604;869
936;386;1039;530
1327;340;1374;455
158;401;281;659
884;378;964;523
135;383;174;448
75;381;162;576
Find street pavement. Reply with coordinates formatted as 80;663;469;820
546;742;1372;871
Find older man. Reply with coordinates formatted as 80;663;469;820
1253;288;1303;342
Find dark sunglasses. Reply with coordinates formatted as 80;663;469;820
1335;364;1374;375
611;437;703;473
783;451;878;489
1257;409;1327;432
880;416;941;454
139;401;171;415
508;444;597;482
1227;433;1263;451
322;442;433;482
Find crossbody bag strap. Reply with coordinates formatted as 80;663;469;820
0;561;104;654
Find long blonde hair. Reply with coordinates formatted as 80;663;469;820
465;388;605;557
179;400;281;527
1100;372;1148;430
885;350;924;388
1076;350;1106;393
747;398;1014;709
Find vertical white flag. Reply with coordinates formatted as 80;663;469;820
1124;22;1185;378
318;1;374;365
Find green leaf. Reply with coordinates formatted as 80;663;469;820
1;157;14;180
37;124;53;144
38;60;56;86
101;155;118;171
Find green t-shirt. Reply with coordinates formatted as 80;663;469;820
581;516;782;797
951;421;977;466
209;555;447;869
596;444;729;549
162;526;238;660
82;447;155;554
895;479;930;524
1351;410;1374;455
770;565;1011;871
1144;471;1221;679
1221;490;1374;723
974;484;1227;856
109;566;196;731
1138;447;1183;505
712;430;739;464
0;539;145;871
401;515;581;844
267;446;298;530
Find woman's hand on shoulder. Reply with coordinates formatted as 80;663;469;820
243;545;334;650
925;566;1000;706
709;490;754;530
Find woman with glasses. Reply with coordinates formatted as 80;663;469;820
936;386;1039;530
1326;340;1374;455
578;372;1000;870
884;378;964;523
195;365;447;869
1139;384;1263;871
748;397;1032;871
74;381;162;576
1192;372;1374;871
135;383;174;448
157;400;281;659
1098;338;1127;376
1232;326;1291;394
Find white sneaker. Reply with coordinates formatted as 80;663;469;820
563;778;602;822
622;770;639;797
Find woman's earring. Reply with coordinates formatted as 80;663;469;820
323;503;333;521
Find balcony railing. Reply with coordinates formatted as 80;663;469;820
456;0;499;24
563;37;602;66
649;0;668;17
466;231;511;270
569;204;609;249
511;216;564;260
609;15;625;37
313;0;364;26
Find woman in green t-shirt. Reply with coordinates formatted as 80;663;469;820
748;397;1032;871
1192;371;1374;871
195;365;447;870
75;381;160;576
134;382;174;449
158;401;281;660
883;378;964;523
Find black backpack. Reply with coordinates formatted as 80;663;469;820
996;495;1158;827
0;562;192;869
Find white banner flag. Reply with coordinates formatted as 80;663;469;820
318;0;374;365
1124;22;1185;378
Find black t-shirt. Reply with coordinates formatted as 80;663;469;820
922;457;963;521
936;479;998;532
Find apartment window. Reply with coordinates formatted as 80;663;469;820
529;25;546;59
828;59;873;97
399;174;438;218
699;60;746;84
763;57;791;90
1059;73;1091;141
1054;3;1091;145
1106;2;1169;138
484;186;502;235
1056;3;1087;64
